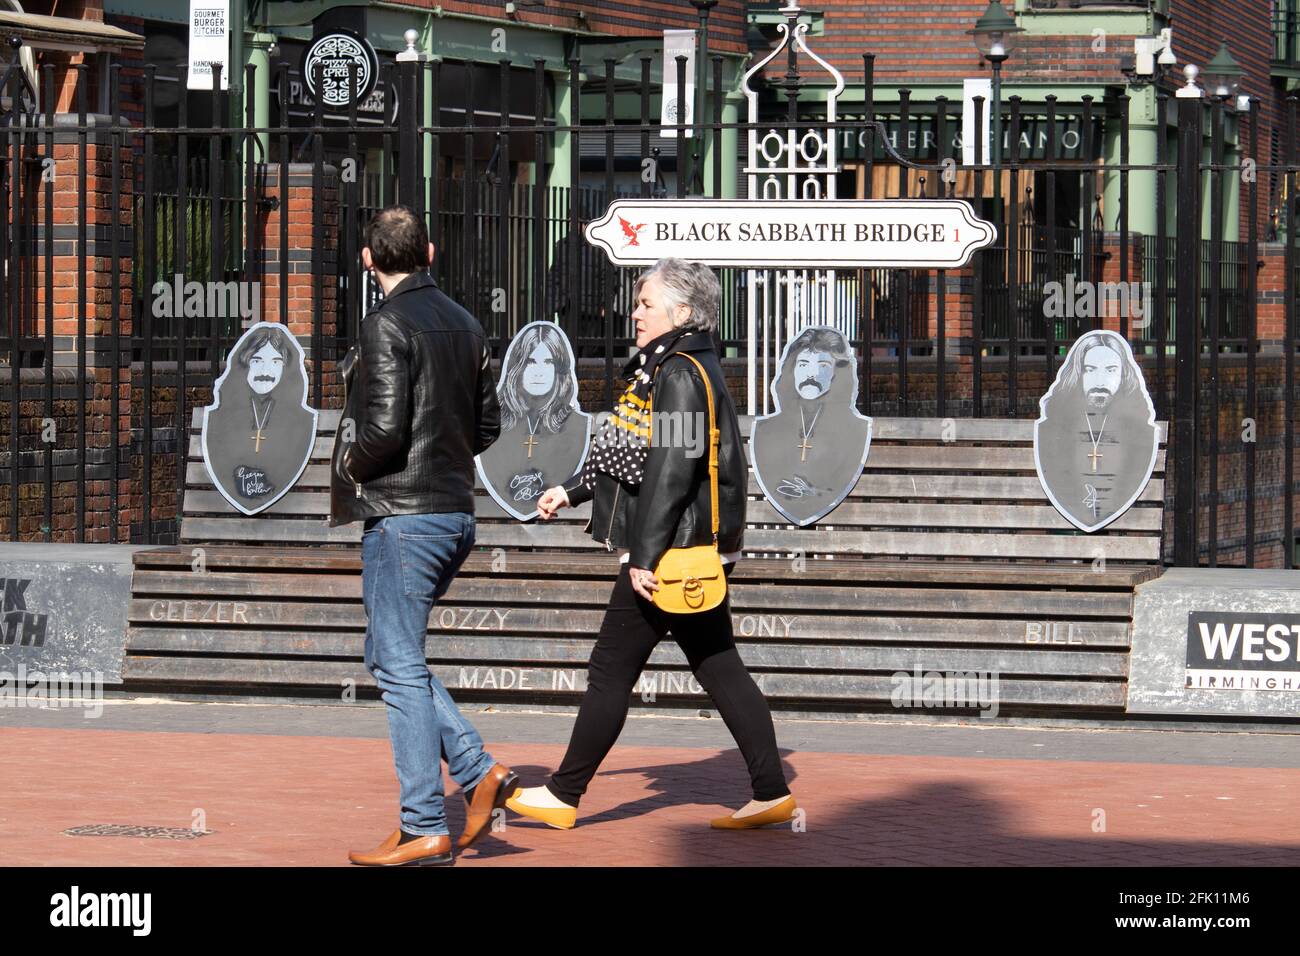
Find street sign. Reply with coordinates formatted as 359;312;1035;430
187;0;230;91
585;199;997;269
661;29;696;138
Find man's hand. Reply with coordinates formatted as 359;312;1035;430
537;486;568;521
628;565;660;601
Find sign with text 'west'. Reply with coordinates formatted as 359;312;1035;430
585;199;996;269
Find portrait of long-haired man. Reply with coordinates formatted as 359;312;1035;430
749;325;873;526
1034;329;1158;532
201;321;318;515
476;321;591;520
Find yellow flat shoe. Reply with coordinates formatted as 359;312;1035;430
709;795;798;830
505;793;577;830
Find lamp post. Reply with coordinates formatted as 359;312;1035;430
969;0;1024;211
1201;44;1245;251
690;0;719;195
1202;42;1243;103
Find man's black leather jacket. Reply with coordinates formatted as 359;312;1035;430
329;272;500;526
562;333;745;569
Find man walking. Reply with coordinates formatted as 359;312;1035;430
331;205;518;866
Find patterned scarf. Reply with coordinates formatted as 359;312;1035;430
574;326;695;492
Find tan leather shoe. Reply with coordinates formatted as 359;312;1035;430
457;763;520;850
709;795;799;830
348;829;454;866
504;792;577;830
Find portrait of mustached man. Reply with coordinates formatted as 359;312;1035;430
475;321;591;521
201;322;317;514
1034;329;1158;532
749;325;872;526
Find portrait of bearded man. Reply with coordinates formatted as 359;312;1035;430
1034;329;1158;532
201;322;318;515
476;321;591;520
749;325;873;526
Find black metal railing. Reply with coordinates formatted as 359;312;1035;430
0;40;1296;571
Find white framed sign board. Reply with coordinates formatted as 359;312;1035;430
585;199;997;269
187;0;230;91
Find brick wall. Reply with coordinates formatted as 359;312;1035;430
758;1;1286;241
0;108;134;544
0;370;119;541
1170;0;1288;243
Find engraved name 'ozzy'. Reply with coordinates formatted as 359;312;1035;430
434;608;511;631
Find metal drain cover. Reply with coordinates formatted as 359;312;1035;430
64;824;213;840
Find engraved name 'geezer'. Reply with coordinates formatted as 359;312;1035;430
654;221;948;243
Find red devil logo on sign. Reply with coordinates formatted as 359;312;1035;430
618;216;648;248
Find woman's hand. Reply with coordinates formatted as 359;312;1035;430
628;565;660;601
537;486;569;521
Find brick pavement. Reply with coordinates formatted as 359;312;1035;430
2;724;1297;866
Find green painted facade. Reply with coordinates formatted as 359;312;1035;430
107;0;749;194
107;0;1265;242
762;0;1252;243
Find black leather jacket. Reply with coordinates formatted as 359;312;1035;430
329;272;500;526
562;333;745;569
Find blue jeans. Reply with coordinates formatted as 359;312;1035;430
361;512;498;837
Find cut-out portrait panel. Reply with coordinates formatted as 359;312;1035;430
749;326;873;526
201;322;318;516
1034;329;1158;532
476;321;592;520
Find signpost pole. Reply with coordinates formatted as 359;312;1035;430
397;59;418;210
690;1;719;196
1173;75;1203;567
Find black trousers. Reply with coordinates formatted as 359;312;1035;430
546;562;789;806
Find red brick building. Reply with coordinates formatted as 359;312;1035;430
749;0;1289;240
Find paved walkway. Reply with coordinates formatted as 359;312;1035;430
2;701;1298;866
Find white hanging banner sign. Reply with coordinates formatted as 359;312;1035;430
661;29;696;138
962;78;992;166
585;199;997;268
188;0;230;91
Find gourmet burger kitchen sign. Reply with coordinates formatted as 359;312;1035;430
585;199;996;269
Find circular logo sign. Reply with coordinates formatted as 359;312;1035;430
302;32;378;109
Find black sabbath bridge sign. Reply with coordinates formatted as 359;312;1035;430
584;199;997;269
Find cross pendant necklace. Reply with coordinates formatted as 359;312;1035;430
798;404;822;463
522;414;542;459
250;398;272;454
1084;412;1108;473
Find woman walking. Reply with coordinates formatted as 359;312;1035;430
505;258;797;830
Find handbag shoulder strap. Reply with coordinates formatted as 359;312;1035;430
670;352;719;544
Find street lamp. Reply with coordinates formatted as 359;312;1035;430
1202;42;1243;102
969;1;1024;209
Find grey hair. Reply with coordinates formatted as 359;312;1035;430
633;258;721;334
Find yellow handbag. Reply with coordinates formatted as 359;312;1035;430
651;353;727;614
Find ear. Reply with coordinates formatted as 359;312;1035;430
361;247;374;272
427;242;436;267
